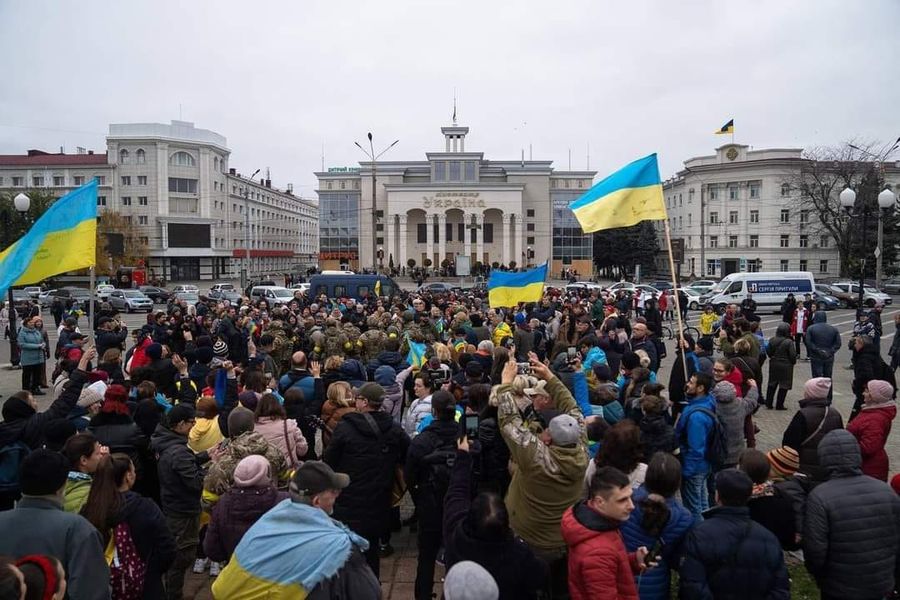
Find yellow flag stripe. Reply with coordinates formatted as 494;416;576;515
488;280;545;308
2;218;96;286
571;183;666;232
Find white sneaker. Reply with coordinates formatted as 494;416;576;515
192;558;209;574
209;562;221;577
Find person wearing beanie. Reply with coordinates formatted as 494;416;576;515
0;348;94;510
146;342;180;399
803;429;900;600
765;446;800;480
679;469;789;599
324;381;409;577
846;379;897;481
782;377;844;483
0;450;110;600
443;561;499;600
512;313;534;362
204;454;287;565
150;400;210;599
86;384;147;475
737;448;800;551
70;379;108;431
374;364;403;422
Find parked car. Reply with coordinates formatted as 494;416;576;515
244;279;278;296
565;281;604;293
206;289;242;304
882;277;900;295
53;287;94;307
208;283;235;295
650;281;674;291
686;279;718;294
290;283;311;296
138;286;171;304
96;284;116;301
168;292;200;309
22;286;43;299
416;282;459;294
249;286;294;306
10;289;32;314
829;281;893;306
681;287;704;311
108;289;153;313
815;284;853;309
171;285;199;294
812;288;840;311
38;289;57;309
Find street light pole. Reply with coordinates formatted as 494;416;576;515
7;193;31;368
876;187;898;289
355;134;398;273
241;169;261;291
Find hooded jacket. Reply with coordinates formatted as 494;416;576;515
804;312;841;362
803;429;900;598
766;324;797;389
150;423;207;516
365;350;409;380
852;342;881;395
254;416;308;468
781;397;844;483
188;417;224;453
560;502;640;600
711;382;758;466
675;392;715;477
846;401;896;481
0;369;87;451
204;485;287;563
324;410;409;537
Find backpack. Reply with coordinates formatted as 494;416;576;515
109;522;146;600
876;358;897;399
0;441;31;494
420;444;457;505
685;407;729;469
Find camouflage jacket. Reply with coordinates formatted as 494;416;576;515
203;431;288;500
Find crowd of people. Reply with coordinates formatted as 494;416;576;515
0;280;898;600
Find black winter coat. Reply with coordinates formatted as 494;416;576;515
149;424;208;517
365;350;409;380
639;414;677;457
803;429;900;599
477;414;511;496
404;419;460;532
117;491;176;600
782;398;844;483
0;369;87;450
204;486;286;563
747;489;798;551
442;451;548;600
679;506;790;599
95;328;128;358
852;342;881;395
324;411;409;537
88;412;147;473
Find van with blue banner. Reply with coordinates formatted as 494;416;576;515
308;274;399;301
700;271;816;312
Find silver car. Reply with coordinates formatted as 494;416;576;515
108;289;154;313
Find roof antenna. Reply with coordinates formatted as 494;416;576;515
452;88;458;125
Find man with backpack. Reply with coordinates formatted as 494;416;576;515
675;371;721;521
405;389;460;600
278;351;323;460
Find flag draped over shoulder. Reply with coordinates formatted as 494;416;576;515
0;181;97;295
488;262;548;308
715;119;734;134
569;154;667;233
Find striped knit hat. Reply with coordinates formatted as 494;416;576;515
767;446;800;478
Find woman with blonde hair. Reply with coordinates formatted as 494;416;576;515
321;381;355;449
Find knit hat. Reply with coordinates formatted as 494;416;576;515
101;384;130;415
19;449;69;496
228;406;256;437
514;313;526;325
620;351;640;371
866;380;895;404
85;370;109;384
1;396;35;421
213;340;229;358
443;561;499;600
767;446;800;478
357;382;386;406
803;377;832;401
711;381;736;404
715;468;753;506
166;403;196;428
374;365;396;387
146;343;163;361
77;381;108;408
233;455;273;488
195;346;214;364
548;414;580;446
239;390;260;411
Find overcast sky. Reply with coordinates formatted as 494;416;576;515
1;0;898;199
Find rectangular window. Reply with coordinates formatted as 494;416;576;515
679;194;683;206
457;223;464;242
12;176;23;187
710;235;719;248
799;235;809;248
688;214;692;225
748;260;760;273
728;186;738;200
464;162;476;181
729;211;738;224
750;183;760;198
137;175;147;185
709;211;718;224
434;162;446;181
138;196;148;206
73;176;85;186
526;223;535;232
417;223;427;244
121;196;131;206
168;178;198;193
449;161;461;181
820;235;829;248
169;198;198;213
708;185;718;200
706;259;719;276
53;176;64;186
527;209;535;218
97;196;106;206
121;176;131;186
140;236;148;245
799;259;808;272
32;176;44;187
819;259;828;273
527;236;535;245
780;235;790;248
138;216;148;225
800;210;809;224
780;209;790;223
750;210;759;223
445;223;453;242
728;235;738;248
678;216;682;228
749;235;759;248
94;176;106;185
780;260;789;272
433;223;440;243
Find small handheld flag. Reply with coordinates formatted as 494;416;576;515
715;119;734;135
569;154;667;233
487;263;548;308
0;181;98;295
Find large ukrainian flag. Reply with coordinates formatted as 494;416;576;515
0;181;97;294
570;153;667;233
488;262;547;308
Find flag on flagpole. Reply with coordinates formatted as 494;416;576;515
0;181;98;295
715;119;734;135
487;262;548;308
569;154;667;233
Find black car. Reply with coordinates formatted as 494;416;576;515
139;286;171;304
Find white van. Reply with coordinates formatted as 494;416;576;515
700;271;816;312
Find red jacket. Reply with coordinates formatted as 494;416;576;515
561;503;640;600
847;403;896;481
722;366;744;398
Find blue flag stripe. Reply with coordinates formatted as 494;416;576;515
569;154;661;209
487;263;548;289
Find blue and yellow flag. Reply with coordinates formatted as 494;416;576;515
570;154;667;233
715;119;734;134
407;338;427;368
488;262;548;308
0;181;97;294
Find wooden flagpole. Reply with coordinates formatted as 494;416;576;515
662;219;689;384
88;266;95;347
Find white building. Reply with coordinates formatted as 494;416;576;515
659;143;841;279
0;120;318;282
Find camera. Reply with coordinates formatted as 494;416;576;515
516;362;532;375
566;346;578;364
426;368;450;386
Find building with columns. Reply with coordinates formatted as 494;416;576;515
315;123;596;277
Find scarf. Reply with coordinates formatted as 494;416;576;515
751;481;776;498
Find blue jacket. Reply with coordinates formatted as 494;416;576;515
620;487;694;600
678;506;789;599
675;393;715;476
581;347;607;375
17;326;45;366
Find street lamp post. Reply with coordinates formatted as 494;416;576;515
840;187;868;309
875;187;897;290
241;169;261;291
355;134;398;273
6;193;31;368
